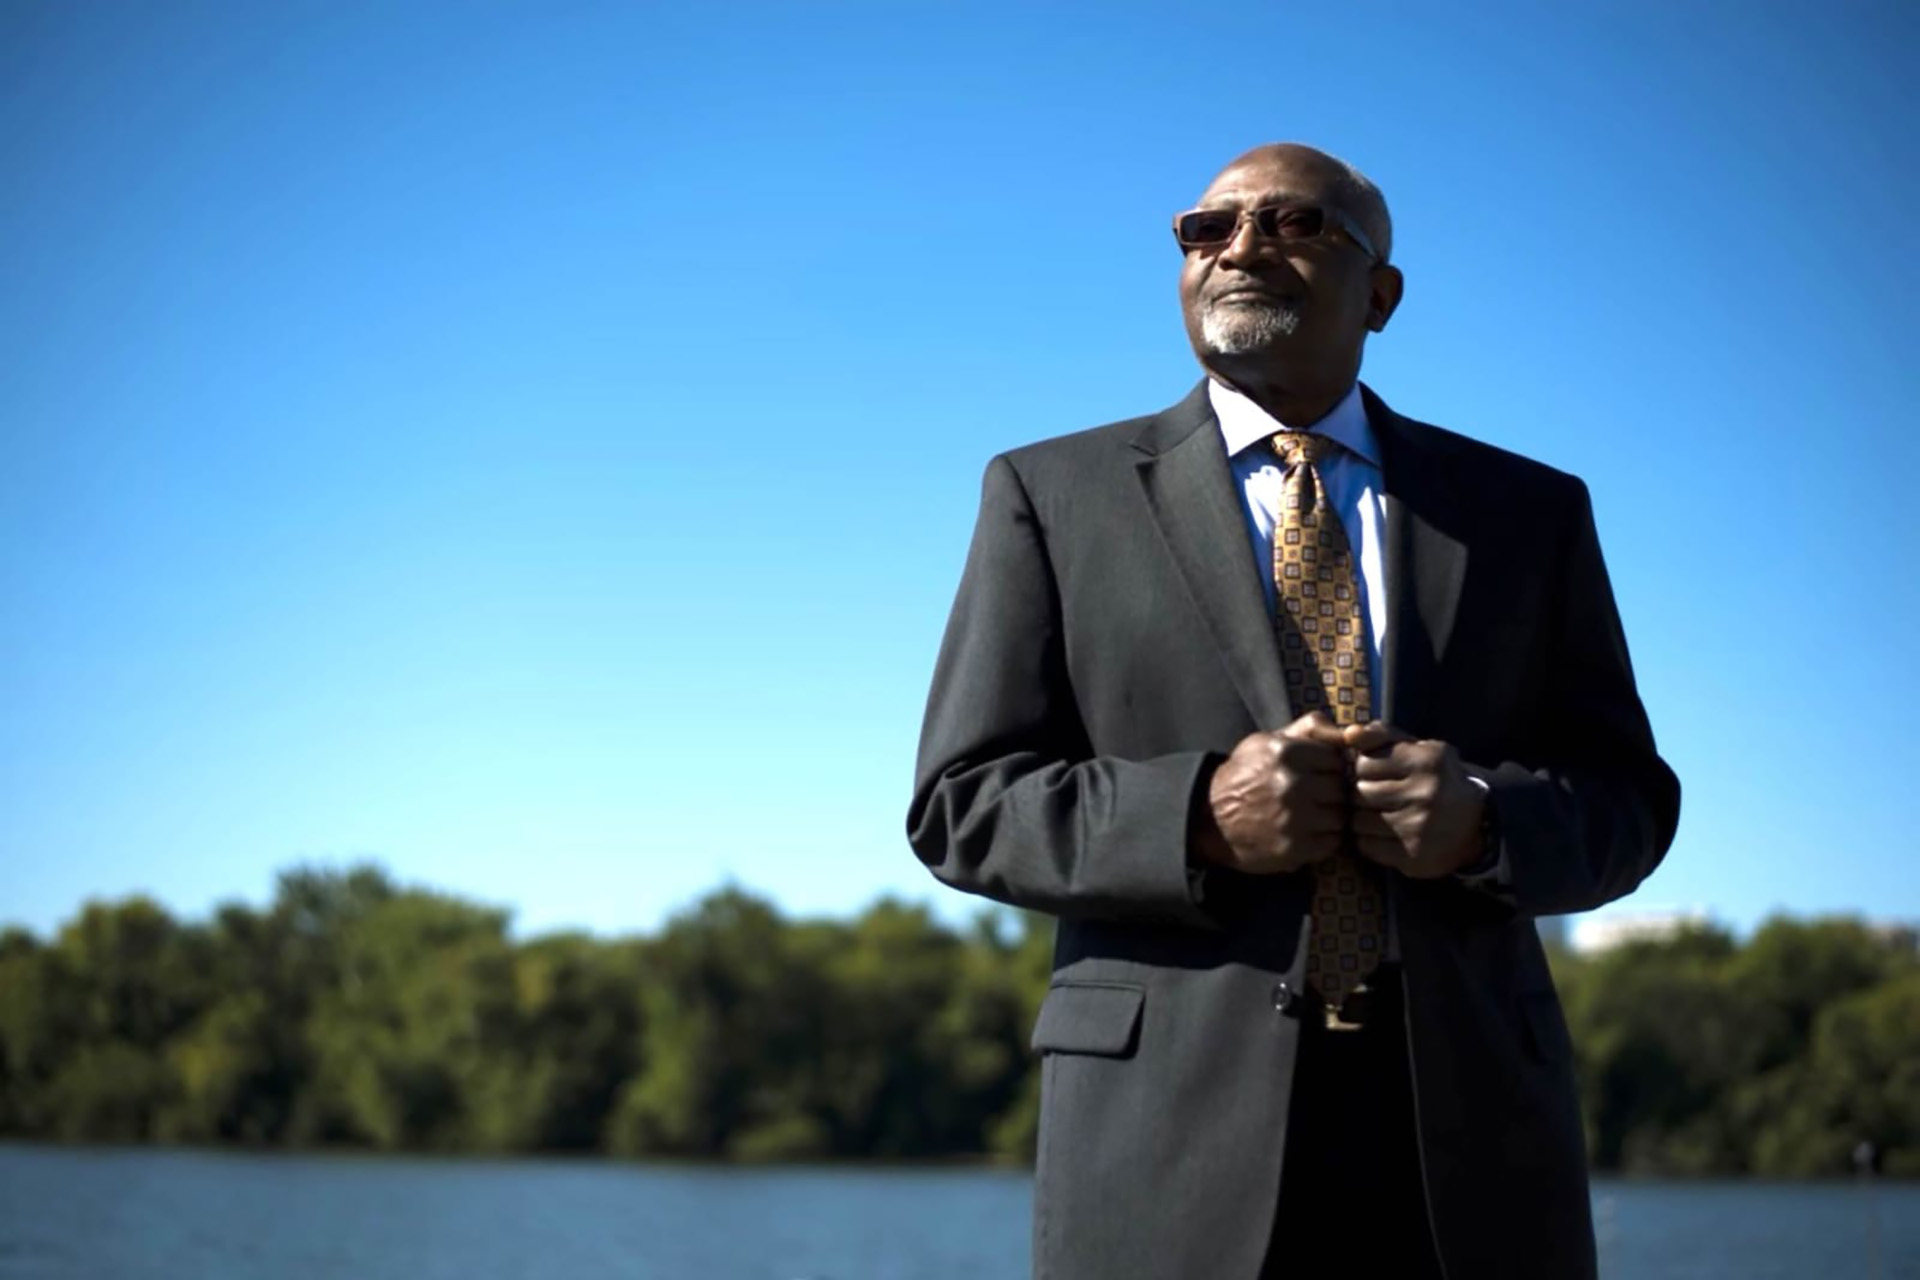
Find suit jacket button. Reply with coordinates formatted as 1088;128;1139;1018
1272;981;1298;1015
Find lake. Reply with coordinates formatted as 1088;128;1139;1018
0;1146;1914;1278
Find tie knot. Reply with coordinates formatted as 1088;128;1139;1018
1272;431;1338;469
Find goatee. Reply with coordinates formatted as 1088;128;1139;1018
1200;299;1301;355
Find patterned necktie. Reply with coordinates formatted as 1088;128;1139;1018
1270;431;1386;1021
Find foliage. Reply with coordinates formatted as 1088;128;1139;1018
1;870;1915;1175
1556;917;1920;1176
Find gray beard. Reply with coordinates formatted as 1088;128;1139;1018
1200;299;1301;355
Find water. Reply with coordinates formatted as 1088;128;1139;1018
0;1145;1914;1279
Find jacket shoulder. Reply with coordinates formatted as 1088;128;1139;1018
991;381;1215;493
1391;411;1592;504
962;415;1166;515
996;410;1161;479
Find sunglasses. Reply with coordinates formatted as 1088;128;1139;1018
1171;203;1380;263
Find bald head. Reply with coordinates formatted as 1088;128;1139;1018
1204;143;1393;265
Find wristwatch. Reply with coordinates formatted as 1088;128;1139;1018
1457;780;1503;880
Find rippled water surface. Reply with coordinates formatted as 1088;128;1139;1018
1;1146;1914;1278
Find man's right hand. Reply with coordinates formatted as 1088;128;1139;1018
1192;712;1349;874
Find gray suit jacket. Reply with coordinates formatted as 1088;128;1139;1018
907;382;1680;1280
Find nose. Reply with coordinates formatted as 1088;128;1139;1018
1216;212;1269;270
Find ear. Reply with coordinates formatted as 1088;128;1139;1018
1365;264;1405;333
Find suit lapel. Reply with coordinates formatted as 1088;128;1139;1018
1128;381;1473;733
1132;383;1293;731
1365;387;1470;729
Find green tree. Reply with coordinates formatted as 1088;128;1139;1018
32;898;212;1141
0;931;66;1135
605;888;828;1158
985;909;1056;1161
330;891;515;1149
463;933;641;1152
4;866;1917;1176
802;899;1027;1158
1562;924;1763;1172
1728;917;1913;1073
1746;973;1920;1176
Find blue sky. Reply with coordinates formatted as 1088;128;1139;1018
2;0;1914;942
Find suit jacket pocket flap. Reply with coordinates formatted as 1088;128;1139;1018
1031;982;1145;1057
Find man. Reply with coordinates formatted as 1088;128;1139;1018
907;143;1680;1278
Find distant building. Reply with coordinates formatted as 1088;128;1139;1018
1865;920;1919;953
1570;909;1712;954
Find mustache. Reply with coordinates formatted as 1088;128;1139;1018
1204;281;1298;307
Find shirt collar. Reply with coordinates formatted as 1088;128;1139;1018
1209;378;1379;468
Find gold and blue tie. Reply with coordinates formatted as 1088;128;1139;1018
1271;431;1386;1023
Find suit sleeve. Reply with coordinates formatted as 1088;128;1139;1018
1469;480;1681;918
905;455;1222;929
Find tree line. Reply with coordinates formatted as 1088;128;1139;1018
1;865;1914;1175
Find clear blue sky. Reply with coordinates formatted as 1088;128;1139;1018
3;1;1914;941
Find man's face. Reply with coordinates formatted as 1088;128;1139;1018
1177;152;1384;374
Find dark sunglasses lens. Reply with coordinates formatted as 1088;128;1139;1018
1258;206;1326;239
1177;211;1238;245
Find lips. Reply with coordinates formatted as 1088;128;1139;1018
1209;287;1294;306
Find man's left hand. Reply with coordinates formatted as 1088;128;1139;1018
1342;722;1485;879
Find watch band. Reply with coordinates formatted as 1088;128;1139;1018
1458;781;1503;880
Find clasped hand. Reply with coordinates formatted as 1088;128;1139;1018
1198;712;1484;879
